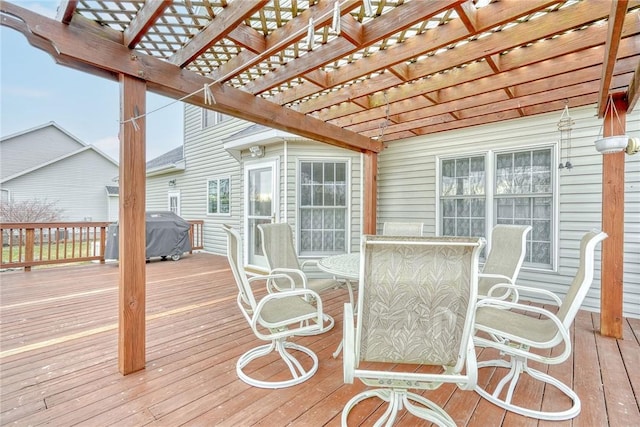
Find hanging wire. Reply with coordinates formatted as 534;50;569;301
377;91;390;145
557;100;574;169
600;94;623;137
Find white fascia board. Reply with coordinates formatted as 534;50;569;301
145;159;186;177
223;128;300;160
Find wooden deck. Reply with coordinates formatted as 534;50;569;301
1;252;639;426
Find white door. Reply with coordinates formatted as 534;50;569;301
245;160;278;267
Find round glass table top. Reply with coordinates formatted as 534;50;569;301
317;253;359;280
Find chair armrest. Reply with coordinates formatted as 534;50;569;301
251;288;324;340
478;279;562;306
478;273;517;299
475;299;571;363
248;273;295;292
266;267;307;291
343;302;356;384
300;259;320;271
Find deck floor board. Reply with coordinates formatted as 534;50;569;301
1;253;638;426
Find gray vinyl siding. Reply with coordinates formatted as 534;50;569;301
377;105;640;318
146;105;252;255
3;149;118;222
1;125;84;179
280;140;362;255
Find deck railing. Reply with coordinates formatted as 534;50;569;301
1;220;204;271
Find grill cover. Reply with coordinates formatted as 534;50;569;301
105;211;192;260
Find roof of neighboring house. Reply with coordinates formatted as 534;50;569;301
0;121;86;145
146;146;185;177
223;124;270;141
1;145;118;184
1;122;119;183
146;146;184;169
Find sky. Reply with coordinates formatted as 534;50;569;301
0;1;184;162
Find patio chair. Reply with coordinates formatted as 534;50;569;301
258;222;341;331
222;224;328;389
342;235;484;426
478;224;531;301
382;221;424;236
473;229;607;420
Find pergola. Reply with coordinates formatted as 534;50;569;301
1;0;638;374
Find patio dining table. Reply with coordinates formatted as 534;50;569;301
317;253;360;358
317;253;360;281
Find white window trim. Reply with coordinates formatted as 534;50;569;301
296;157;351;257
436;143;558;271
168;190;181;216
201;108;228;129
206;176;231;216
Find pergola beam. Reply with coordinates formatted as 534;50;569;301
0;2;380;154
597;0;629;117
626;58;640;111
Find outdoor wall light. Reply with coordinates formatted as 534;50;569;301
249;145;265;158
168;179;176;187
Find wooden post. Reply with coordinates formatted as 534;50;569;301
363;151;378;235
118;74;147;374
24;227;34;272
600;93;626;339
99;226;106;264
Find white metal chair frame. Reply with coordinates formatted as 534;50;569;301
258;222;341;332
478;224;531;301
342;235;485;426
223;224;327;389
473;230;607;420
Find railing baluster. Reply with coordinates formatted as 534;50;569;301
1;222;111;270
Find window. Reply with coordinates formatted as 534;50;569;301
441;156;486;239
439;147;555;269
299;160;348;255
168;191;180;216
202;108;228;128
207;177;230;215
495;149;553;267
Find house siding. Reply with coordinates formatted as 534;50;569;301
146;105;253;256
1;125;85;179
279;140;362;255
4;149;118;222
377;105;640;318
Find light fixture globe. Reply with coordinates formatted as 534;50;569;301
594;136;628;154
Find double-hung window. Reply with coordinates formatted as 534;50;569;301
207;177;230;215
202;108;228;128
439;147;555;269
299;160;348;256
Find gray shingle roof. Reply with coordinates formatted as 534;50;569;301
146;146;183;169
